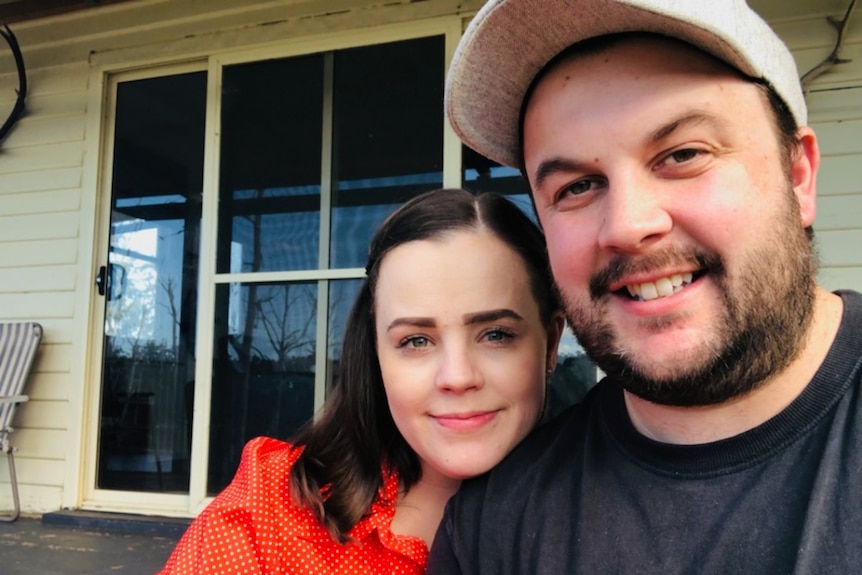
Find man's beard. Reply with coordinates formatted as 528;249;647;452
565;188;818;407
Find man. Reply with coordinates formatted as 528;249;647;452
426;0;862;573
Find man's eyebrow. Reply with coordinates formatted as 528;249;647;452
533;157;592;192
464;309;525;325
649;111;730;144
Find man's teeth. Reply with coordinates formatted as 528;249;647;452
625;273;693;301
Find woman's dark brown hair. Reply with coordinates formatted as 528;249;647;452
288;187;561;542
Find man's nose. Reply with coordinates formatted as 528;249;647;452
597;174;673;253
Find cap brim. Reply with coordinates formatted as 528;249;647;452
446;0;802;168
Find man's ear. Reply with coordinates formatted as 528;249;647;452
790;126;820;228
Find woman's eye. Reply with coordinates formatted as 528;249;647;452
401;336;429;349
484;328;514;343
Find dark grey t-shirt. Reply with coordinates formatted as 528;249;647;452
428;291;862;574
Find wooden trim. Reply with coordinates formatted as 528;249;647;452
0;0;134;24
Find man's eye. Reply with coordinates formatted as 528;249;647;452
561;178;599;197
664;148;700;165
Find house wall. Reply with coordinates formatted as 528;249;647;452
0;0;859;516
760;0;862;291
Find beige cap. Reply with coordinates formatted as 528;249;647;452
446;0;806;168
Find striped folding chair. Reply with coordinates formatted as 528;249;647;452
0;322;42;522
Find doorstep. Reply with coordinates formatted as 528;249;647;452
41;509;191;537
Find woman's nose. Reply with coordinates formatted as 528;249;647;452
435;346;483;393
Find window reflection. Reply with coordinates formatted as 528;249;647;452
217;36;445;274
330;36;445;268
217;54;324;274
98;71;205;494
209;282;318;493
325;279;363;392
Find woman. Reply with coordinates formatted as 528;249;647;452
159;188;564;574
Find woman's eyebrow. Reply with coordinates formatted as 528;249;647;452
464;309;525;325
386;317;435;332
386;309;524;332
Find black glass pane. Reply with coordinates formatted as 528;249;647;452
217;55;325;273
329;35;445;268
325;279;363;391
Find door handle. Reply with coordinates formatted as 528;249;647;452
95;265;107;296
95;264;126;300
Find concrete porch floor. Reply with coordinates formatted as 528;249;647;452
0;511;189;575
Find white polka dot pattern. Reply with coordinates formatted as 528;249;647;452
158;437;428;574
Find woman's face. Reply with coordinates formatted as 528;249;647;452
375;229;560;486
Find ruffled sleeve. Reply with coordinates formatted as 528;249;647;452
158;437;300;574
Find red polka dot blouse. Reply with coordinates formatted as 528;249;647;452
158;437;428;574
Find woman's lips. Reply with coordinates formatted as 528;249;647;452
432;411;498;432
